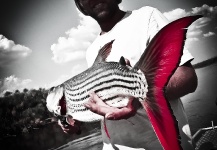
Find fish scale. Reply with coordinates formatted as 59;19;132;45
64;61;147;122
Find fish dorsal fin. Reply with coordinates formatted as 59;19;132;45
119;56;127;66
133;15;202;150
93;40;114;65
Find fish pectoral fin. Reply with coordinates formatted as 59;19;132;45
93;40;114;65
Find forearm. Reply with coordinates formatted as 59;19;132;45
165;62;198;100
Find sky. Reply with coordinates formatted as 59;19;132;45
0;0;217;95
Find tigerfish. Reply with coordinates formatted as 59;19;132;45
46;15;201;150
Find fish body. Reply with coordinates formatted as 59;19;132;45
46;15;202;150
64;61;147;122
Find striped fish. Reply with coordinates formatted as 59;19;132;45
46;15;201;150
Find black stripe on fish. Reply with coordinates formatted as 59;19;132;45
66;68;138;91
103;95;119;102
66;77;141;97
66;94;89;102
94;84;137;94
73;107;89;113
65;80;142;102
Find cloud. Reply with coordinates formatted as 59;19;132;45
191;4;217;18
51;10;100;64
0;35;32;66
203;31;216;37
186;37;200;42
163;5;217;43
163;4;217;23
164;4;217;18
45;74;71;89
0;75;32;96
51;4;216;64
70;63;86;75
45;63;87;89
163;8;188;22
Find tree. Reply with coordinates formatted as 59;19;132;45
4;91;12;97
23;88;28;93
15;90;20;94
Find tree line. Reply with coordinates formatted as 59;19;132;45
0;88;100;140
0;88;53;138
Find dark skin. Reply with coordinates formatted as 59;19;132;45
78;0;126;33
59;0;198;134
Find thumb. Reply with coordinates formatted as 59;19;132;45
126;97;135;109
89;91;108;107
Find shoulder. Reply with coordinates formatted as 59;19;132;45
132;6;168;25
133;6;158;13
132;6;165;18
130;6;157;19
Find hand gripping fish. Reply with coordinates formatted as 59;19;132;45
46;15;201;150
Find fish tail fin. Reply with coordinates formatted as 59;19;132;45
134;15;202;150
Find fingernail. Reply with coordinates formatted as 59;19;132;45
106;114;115;120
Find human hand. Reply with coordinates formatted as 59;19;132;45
84;91;136;120
58;115;81;134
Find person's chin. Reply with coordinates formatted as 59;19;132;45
94;11;112;21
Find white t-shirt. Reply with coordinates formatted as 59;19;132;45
86;6;194;150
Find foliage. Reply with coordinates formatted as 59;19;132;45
0;88;53;138
0;88;101;149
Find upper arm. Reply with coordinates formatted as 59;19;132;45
173;62;198;92
166;61;198;100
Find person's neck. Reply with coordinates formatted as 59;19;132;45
99;10;126;35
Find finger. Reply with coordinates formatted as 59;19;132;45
89;91;108;107
58;119;67;127
58;120;81;134
105;106;135;120
85;102;117;116
58;119;69;129
62;128;70;133
58;119;64;127
126;97;135;110
105;98;136;120
62;126;79;134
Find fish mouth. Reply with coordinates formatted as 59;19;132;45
46;85;66;116
58;94;67;115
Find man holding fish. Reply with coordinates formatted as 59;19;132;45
56;0;198;149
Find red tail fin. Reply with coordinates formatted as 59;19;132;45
134;15;202;150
